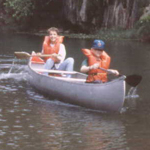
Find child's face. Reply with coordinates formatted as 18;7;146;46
49;31;58;42
91;48;103;57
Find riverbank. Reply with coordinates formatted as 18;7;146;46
5;26;148;42
15;28;140;41
64;29;139;41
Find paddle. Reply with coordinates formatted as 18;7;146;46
14;52;142;86
99;67;142;87
124;74;142;87
14;52;53;59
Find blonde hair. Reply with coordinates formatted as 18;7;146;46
47;27;59;35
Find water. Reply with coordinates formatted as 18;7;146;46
0;33;150;150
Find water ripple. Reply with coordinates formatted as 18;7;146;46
0;72;28;80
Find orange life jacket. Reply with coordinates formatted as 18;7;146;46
42;36;64;62
31;36;64;63
82;49;111;83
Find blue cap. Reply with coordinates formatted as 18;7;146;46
92;40;105;50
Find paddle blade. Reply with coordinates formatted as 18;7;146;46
14;52;30;59
125;74;142;87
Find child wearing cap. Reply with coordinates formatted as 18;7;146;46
80;39;119;83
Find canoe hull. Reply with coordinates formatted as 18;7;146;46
28;63;126;112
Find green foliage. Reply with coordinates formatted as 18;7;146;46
1;0;63;31
3;0;34;21
136;14;150;38
0;0;36;31
95;28;138;40
63;28;138;40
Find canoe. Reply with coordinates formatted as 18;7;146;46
27;58;126;112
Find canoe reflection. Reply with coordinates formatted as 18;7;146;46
32;101;127;150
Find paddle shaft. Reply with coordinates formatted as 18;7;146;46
99;67;115;74
99;67;142;87
31;54;58;57
14;52;60;59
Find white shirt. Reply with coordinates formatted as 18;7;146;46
42;43;66;69
54;43;66;69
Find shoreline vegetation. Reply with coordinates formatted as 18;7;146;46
15;28;141;41
1;0;149;42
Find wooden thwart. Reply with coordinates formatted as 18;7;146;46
34;69;86;82
53;76;86;82
34;68;78;74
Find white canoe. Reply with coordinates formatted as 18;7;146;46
27;59;126;112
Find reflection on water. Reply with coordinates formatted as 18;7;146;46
0;93;128;150
0;33;150;150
